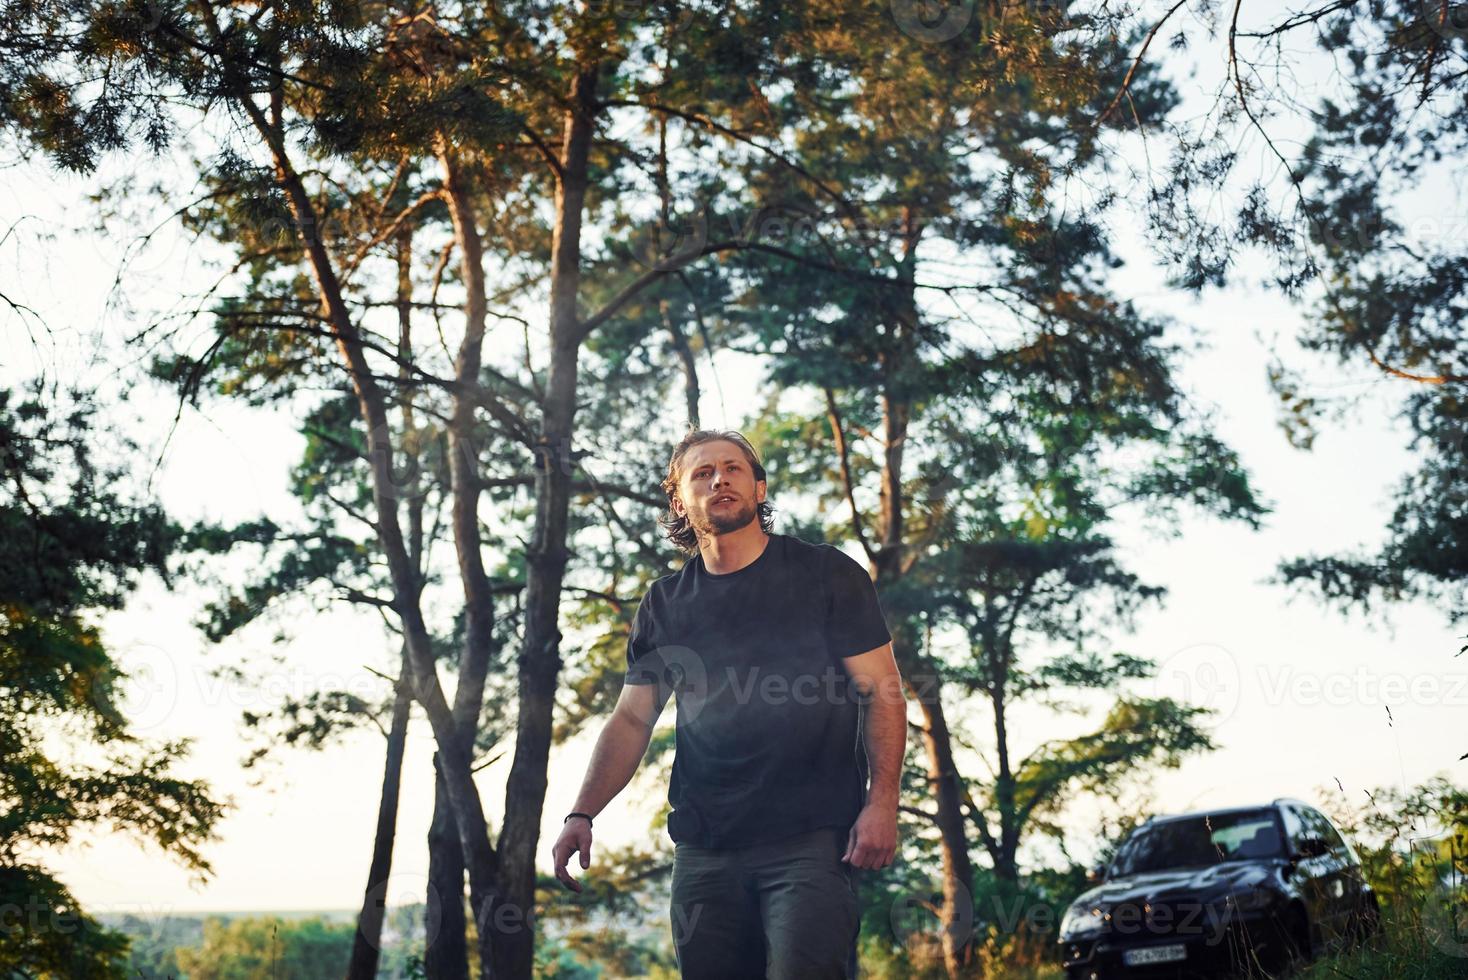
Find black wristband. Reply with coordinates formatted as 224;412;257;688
564;811;593;827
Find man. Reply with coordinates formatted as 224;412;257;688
550;428;908;979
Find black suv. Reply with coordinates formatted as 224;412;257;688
1058;800;1378;978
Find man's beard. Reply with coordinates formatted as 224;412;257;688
692;498;758;537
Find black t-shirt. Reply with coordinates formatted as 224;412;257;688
624;532;893;848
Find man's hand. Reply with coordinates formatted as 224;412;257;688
841;801;897;870
551;817;593;892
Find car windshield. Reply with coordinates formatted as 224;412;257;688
1111;810;1284;877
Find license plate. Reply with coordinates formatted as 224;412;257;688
1122;944;1187;966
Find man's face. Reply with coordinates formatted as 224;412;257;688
672;440;766;539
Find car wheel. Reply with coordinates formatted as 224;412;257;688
1277;905;1314;972
1348;894;1380;946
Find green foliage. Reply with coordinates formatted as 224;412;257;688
533;831;683;978
1275;400;1468;619
111;913;202;979
0;4;1387;976
172;915;355;979
0;866;131;978
1296;901;1468;980
1015;697;1215;824
1302;776;1468;979
1146;1;1468;623
535;838;677;975
0;382;225;978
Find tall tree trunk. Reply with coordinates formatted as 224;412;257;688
493;63;601;979
913;688;978;975
665;306;700;429
991;673;1020;886
426;753;471;980
346;656;413;980
867;254;978;977
435;138;512;975
220;68;506;977
656;112;699;429
492;61;601;980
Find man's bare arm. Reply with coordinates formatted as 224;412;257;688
569;682;664;816
551;682;665;892
840;642;907;868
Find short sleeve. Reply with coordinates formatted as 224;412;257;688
824;546;892;661
623;590;660;685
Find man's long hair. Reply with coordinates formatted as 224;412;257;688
658;428;777;554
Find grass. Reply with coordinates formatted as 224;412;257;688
1296;901;1468;980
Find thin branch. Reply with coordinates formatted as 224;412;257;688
824;388;876;563
363;664;401;686
340;187;446;287
1238;0;1361;38
521;121;563;178
336;586;396;610
322;488;378;533
1098;0;1189;126
598;99;876;250
470;750;505;774
575;238;746;341
1364;347;1467;384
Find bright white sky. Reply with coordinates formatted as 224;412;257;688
1;14;1463;920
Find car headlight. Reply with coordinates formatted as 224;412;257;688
1213;887;1274;915
1061;901;1109;939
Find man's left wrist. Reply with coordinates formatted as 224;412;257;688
864;788;899;810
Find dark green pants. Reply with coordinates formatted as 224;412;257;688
669;825;860;979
